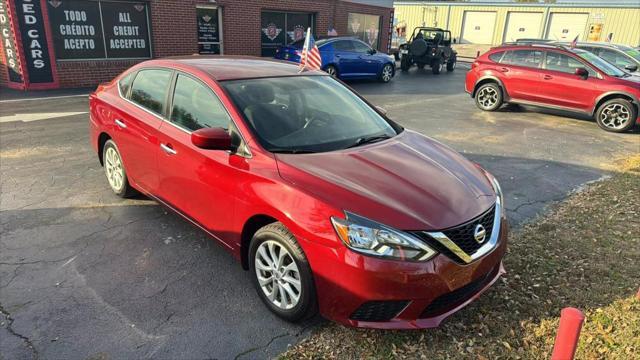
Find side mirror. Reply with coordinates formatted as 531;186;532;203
625;64;638;72
191;127;232;150
375;105;388;116
575;67;589;79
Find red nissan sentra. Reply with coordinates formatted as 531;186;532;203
89;56;508;329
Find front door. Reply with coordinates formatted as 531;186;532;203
197;6;223;54
538;51;602;111
155;72;240;242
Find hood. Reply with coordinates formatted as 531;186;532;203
275;130;495;230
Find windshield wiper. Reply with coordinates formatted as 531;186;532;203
270;148;317;154
346;134;392;149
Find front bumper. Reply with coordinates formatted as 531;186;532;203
302;214;508;329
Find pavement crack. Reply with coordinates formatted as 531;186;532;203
0;302;39;359
233;333;289;360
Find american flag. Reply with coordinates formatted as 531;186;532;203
570;34;579;48
299;28;322;72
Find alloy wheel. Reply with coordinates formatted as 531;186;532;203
477;87;499;109
104;147;124;192
600;103;631;130
255;240;302;310
326;66;336;77
381;65;393;82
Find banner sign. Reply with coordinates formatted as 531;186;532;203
196;7;220;54
47;0;151;60
14;0;56;85
0;0;24;84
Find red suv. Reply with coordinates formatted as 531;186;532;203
466;44;640;132
90;57;507;329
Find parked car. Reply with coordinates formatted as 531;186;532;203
557;42;640;74
274;37;396;83
90;56;507;329
399;27;457;74
466;44;640;132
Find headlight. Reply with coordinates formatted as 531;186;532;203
331;212;437;261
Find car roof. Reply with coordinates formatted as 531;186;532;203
138;56;326;81
491;44;581;53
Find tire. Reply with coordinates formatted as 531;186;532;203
325;65;338;78
400;57;410;72
595;98;637;132
379;63;394;83
409;39;428;57
447;58;456;72
249;222;317;322
432;58;442;75
102;140;137;198
474;83;503;111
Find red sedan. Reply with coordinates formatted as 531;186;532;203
465;43;640;132
90;56;507;329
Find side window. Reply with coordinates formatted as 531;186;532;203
170;74;231;131
488;51;505;63
352;41;372;54
130;69;172;115
333;40;354;52
501;50;543;68
545;51;594;75
598;49;635;68
118;72;135;98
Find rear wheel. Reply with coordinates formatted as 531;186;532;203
325;65;338;78
475;83;503;111
400;57;410;72
595;98;637;132
249;222;317;322
447;58;456;72
379;63;394;83
432;58;442;74
103;140;137;198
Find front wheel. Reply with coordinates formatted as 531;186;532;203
475;83;503;111
595;99;637;132
379;63;394;83
249;222;317;322
432;59;442;74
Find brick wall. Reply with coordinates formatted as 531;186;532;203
2;0;393;89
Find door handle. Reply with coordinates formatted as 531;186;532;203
160;143;177;155
114;119;127;129
498;67;509;73
543;74;553;80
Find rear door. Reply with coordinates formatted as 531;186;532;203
497;49;545;102
537;50;602;111
155;72;242;241
113;68;173;192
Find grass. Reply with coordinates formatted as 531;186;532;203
282;156;640;360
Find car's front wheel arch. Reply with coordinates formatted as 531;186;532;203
593;93;638;118
240;214;279;270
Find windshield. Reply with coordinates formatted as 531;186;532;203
621;47;640;61
577;52;626;77
413;29;448;42
221;76;400;153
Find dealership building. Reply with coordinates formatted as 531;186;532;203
395;1;640;47
0;0;393;89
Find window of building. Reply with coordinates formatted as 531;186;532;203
170;74;231;131
261;11;315;57
347;13;382;49
130;69;172;115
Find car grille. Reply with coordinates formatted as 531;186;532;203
420;264;499;318
349;300;409;322
411;205;496;263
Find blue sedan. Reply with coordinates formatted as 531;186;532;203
274;37;396;83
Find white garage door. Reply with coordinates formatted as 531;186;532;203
461;11;497;44
545;13;589;42
503;12;544;43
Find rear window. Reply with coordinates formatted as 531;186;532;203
488;51;505;62
130;69;173;115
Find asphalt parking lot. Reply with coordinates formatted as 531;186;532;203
1;65;638;360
